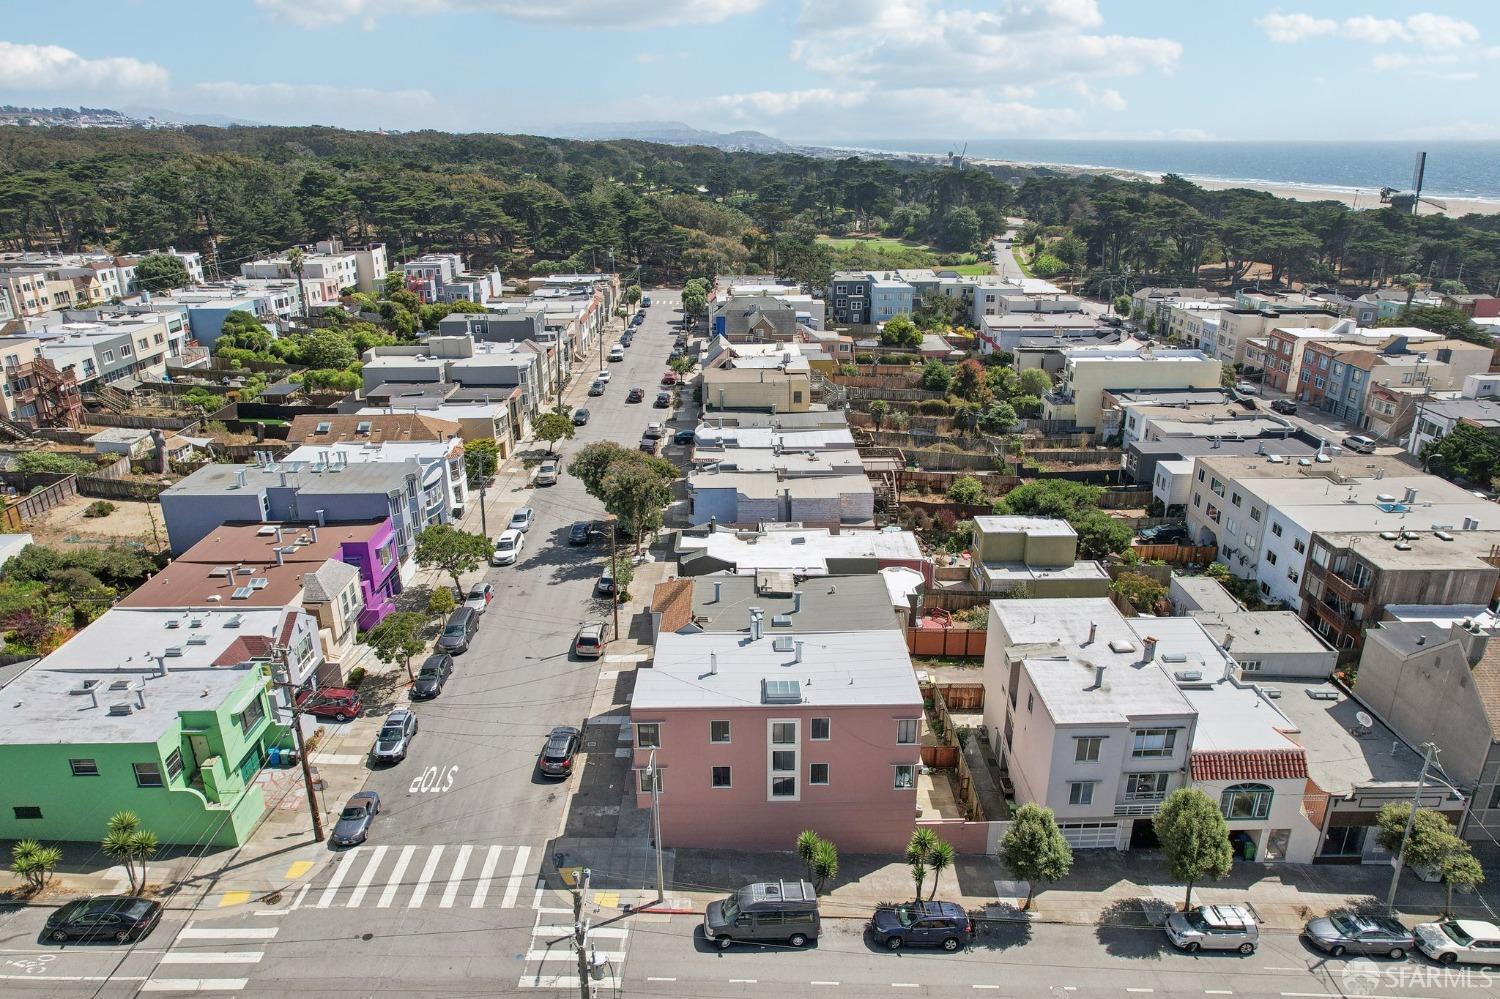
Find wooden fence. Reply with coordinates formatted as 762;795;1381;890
907;627;988;658
936;683;984;710
0;472;77;530
76;477;170;502
921;589;992;612
1130;542;1217;565
85;412;202;431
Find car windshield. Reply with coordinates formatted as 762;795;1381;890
379;726;402;741
468;588;485;599
340;806;366;820
418;667;440;679
497;538;514;550
1440;921;1474;946
1182;910;1210;930
721;897;741;921
443;621;465;636
1330;915;1366;935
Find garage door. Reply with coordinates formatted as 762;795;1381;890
1060;821;1119;849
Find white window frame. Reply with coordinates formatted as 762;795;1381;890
710;720;731;744
895;718;919;745
711;765;732;789
1074;736;1103;763
635;722;661;749
811;717;830;741
1068;781;1095;806
768;718;800;802
893;764;916;790
809;762;829;786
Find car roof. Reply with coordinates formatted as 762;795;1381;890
513;506;534;517
1452;919;1500;935
548;725;582;737
579;621;604;636
387;709;413;721
349;790;379;805
498;529;522;541
313;686;357;698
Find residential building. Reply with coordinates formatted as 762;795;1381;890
1354;619;1500;843
710;281;825;331
4;309;186;390
282;435;468;524
673;524;930;580
1299;337;1491;426
1012;331;1140;376
702;367;811;413
361;336;550;430
688;455;873;528
1443;293;1500;319
120;519;400;671
709;296;801;341
1043;347;1222;431
691;421;855;454
0;336;82;427
1300;527;1500;653
1187;609;1337;679
1131;287;1215;326
826;271;914;326
1162;297;1235;353
1219;308;1341;370
649;573;905;642
1262;322;1444;396
357;388;518;458
241;240;387;294
1364;383;1430;446
1407;394;1500;457
977;313;1105;356
631;625;923;852
1169;575;1243;615
160;460;431;566
0;607;314;847
967;516;1110;597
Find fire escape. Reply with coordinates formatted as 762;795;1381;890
8;356;82;430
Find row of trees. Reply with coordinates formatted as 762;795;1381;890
11;811;161;897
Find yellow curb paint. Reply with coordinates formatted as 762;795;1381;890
285;861;314;880
593;892;620;908
218;891;251;908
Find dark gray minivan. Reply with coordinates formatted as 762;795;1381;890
703;880;820;950
436;606;478;653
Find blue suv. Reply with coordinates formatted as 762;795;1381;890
869;901;973;951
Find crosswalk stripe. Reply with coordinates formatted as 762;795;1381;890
535;925;628;938
518;976;619;990
440;845;473;909
378;845;417;909
526;950;625;963
502;845;531;909
141;979;248;992
178;928;278;941
316;847;362;908
346;845;388;908
408;845;445;908
471;846;504;908
159;952;264;965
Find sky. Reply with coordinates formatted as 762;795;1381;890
1;1;1497;142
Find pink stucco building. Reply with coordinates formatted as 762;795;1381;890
632;627;923;853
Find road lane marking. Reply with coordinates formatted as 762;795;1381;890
730;980;758;984
315;847;361;908
408;845;445;908
502;844;531;908
1125;991;1154;994
472;845;505;908
178;928;278;941
646;977;676;982
891;985;920;989
517;976;619;989
440;844;474;908
159;952;264;965
811;982;840;986
537;925;628;938
378;845;416;908
346;844;387;908
1205;992;1233;995
972;988;999;992
289;882;311;911
141;979;247;991
0;975;147;982
528;951;625;963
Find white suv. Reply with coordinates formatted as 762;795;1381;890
491;529;524;566
1165;904;1259;954
1415;919;1500;965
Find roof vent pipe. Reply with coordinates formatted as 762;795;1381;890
710;652;718;676
275;548;284;567
793;590;803;613
236;468;247;488
794;641;803;664
310;525;318;543
316;509;326;527
87;687;99;710
1093;664;1106;689
1142;636;1158;662
134;686;146;710
1086;622;1096;645
750;608;764;642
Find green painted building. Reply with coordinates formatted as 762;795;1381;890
0;607;313;847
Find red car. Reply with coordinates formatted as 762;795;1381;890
297;687;363;722
660;371;679;386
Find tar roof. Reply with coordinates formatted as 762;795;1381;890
635;629;921;711
973;516;1076;537
686;574;903;634
1270;679;1429;793
1189;610;1334;656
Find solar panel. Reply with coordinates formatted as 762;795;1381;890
762;679;802;704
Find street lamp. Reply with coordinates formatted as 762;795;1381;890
645;749;664;904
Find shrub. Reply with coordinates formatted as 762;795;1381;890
918;398;952;416
346;666;366;687
948;475;986;505
83;500;116;519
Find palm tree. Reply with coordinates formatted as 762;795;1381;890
10;839;62;892
287;246;308;318
1396;271;1422;314
926;839;956;899
811;839;840;894
795;829;821;884
869;399;888;432
906;828;940;900
101;811;158;894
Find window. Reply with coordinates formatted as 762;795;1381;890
1068;781;1095;806
711;766;732;789
896;719;918;744
102;349;114;363
133;763;163;788
1124;772;1169;801
1250;507;1261;522
1197;469;1205;482
1220;783;1274;820
771;776;796;798
1074;736;1102;762
1026;692;1035;712
635;723;661;748
638;768;663;793
710;720;731;744
809;763;829;785
120;343;132;356
1288;570;1299;583
772;750;796;772
1489;785;1500;810
1238;659;1263;673
771;722;796;745
1271;522;1283;538
811;717;830;740
1293;539;1306;554
13;806;41;820
893;764;916;790
238;696;266;735
1231;492;1241;507
69;758;99;776
1193;493;1201;508
1266;551;1278;566
1132;728;1178;758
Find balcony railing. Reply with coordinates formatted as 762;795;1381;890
1308;561;1369;603
1115;802;1163;817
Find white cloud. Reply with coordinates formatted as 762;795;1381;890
1257;10;1482;51
188;81;446;130
256;0;763;28
1254;11;1336;43
633;52;660;64
0;41;168;93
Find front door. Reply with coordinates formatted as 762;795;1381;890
188;735;211;773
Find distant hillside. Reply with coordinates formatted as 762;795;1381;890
121;106;266;128
557;120;791;153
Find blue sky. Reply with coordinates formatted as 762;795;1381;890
1;1;1496;141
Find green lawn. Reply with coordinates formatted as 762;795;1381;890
948;263;994;276
816;235;937;252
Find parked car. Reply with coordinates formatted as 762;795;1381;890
537;725;582;777
1165;904;1259;954
869;900;974;952
631;314;644;327
45;896;163;944
436;606;479;654
573;408;591;426
536;460;560;485
609;345;625;362
372;708;418;763
703;880;820;950
331;791;380;846
464;582;494;613
639;436;662;455
596;370;612;383
660;371;679;385
574;620;607;658
412;654;453;699
1270;398;1297;415
1304;914;1414;959
641;295;652;307
1343;434;1378;454
620;332;633;345
568;520;595;546
595;566;616;598
588;379;606;396
654;391;672;408
1234;381;1260;395
492;529;524;566
1414;919;1500;965
644;423;665;440
1137;523;1189;545
297;687;362;722
509;507;535;533
673;428;695;446
627;387;645;403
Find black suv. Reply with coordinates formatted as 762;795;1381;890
568;520;595;545
869;900;973;951
1270;398;1297;415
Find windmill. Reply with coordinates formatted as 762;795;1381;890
948;141;969;170
1380;151;1447;215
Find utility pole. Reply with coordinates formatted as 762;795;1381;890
573;867;592;999
610;522;620;641
273;657;324;842
647;749;664;904
1386;741;1438;914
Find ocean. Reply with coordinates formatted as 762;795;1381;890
848;139;1500;201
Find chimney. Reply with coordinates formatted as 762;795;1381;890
310;525;318;543
750;608;764;641
712;581;722;603
710;653;718;675
236;468;248;489
1092;664;1106;689
1086;622;1097;645
1403;486;1418;504
1142;636;1158;662
794;641;804;664
275;548;284;567
316;509;326;527
793;590;803;613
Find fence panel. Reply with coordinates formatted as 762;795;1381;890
906;627;988;658
77;476;169;501
0;473;77;529
1130;543;1216;565
936;683;985;710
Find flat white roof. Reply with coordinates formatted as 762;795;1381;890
974;516;1075;538
1180;679;1300;753
679;526;922;573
